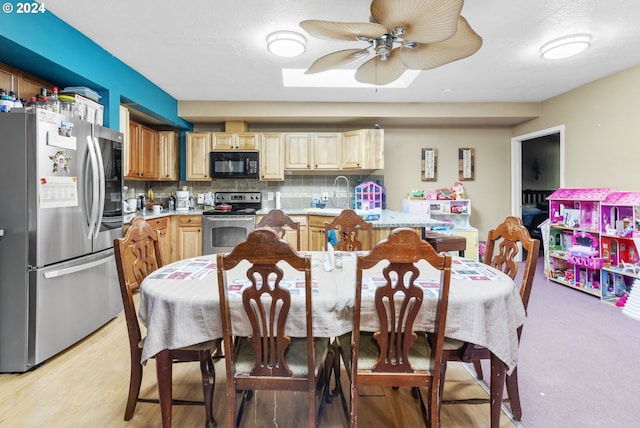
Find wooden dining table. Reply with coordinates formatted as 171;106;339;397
138;251;526;427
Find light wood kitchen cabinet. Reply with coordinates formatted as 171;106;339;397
342;129;384;170
0;61;54;100
127;121;158;179
308;215;329;252
284;133;312;169
256;214;308;250
147;217;171;264
313;133;341;169
211;132;258;150
157;131;179;181
259;133;285;181
172;215;202;261
123;216;171;263
120;106;131;176
186;132;212;180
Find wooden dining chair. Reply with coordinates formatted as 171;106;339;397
334;228;452;428
113;217;221;428
323;209;373;251
216;228;331;428
255;209;302;250
440;215;540;425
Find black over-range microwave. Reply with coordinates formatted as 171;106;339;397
210;151;259;179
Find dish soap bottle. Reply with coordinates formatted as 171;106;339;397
311;194;320;208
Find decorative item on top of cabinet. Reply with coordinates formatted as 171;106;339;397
157;131;179;181
259;133;285;181
186;132;212;181
127;121;159;179
211;132;257;150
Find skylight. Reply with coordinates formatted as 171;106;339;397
282;68;420;88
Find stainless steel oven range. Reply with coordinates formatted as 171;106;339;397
201;191;261;255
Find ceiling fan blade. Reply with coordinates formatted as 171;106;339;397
355;52;408;86
400;16;482;70
371;0;463;43
300;20;387;41
305;49;371;74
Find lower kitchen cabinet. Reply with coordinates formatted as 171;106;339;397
172;215;202;261
123;216;171;263
147;217;171;264
256;213;308;250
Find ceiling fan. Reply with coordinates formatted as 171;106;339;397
299;0;482;86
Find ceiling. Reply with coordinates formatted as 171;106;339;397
45;0;640;126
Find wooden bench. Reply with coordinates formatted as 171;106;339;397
423;231;467;257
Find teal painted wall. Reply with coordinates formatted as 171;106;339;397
0;1;191;131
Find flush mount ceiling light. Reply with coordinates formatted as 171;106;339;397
541;34;591;60
267;31;307;57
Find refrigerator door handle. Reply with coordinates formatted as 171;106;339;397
42;254;112;279
92;135;106;239
85;135;100;239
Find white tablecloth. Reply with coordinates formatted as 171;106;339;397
138;252;525;372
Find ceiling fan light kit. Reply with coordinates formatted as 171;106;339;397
299;0;482;86
267;31;307;57
540;34;591;60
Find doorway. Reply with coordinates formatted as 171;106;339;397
511;125;565;218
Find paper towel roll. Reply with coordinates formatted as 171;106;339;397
275;192;281;209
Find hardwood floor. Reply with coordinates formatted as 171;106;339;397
0;306;518;427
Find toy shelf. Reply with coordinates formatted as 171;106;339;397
545;188;640;307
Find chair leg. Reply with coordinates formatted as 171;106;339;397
124;355;143;420
156;350;173;428
472;359;484;380
489;354;506;428
200;351;216;428
505;368;523;421
329;341;349;423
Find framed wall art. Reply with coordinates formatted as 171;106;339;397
458;148;475;181
421;148;437;181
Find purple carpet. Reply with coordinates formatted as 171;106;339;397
498;257;640;427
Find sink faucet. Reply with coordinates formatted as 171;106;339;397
333;175;350;209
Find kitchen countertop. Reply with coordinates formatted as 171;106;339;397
257;208;453;230
126;207;452;230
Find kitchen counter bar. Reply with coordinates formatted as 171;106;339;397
126;208;452;230
257;208;452;230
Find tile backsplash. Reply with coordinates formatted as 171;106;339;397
126;174;384;209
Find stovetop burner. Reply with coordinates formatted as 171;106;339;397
202;191;262;216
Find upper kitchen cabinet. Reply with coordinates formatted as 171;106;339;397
186;132;212;181
259;133;285;181
283;130;382;172
157;131;180;181
284;133;313;169
283;132;341;171
127;120;158;179
211;132;258;150
0;61;54;101
342;129;384;170
313;133;341;169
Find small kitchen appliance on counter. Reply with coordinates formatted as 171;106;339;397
175;190;190;211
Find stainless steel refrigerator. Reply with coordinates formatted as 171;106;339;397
0;108;123;372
